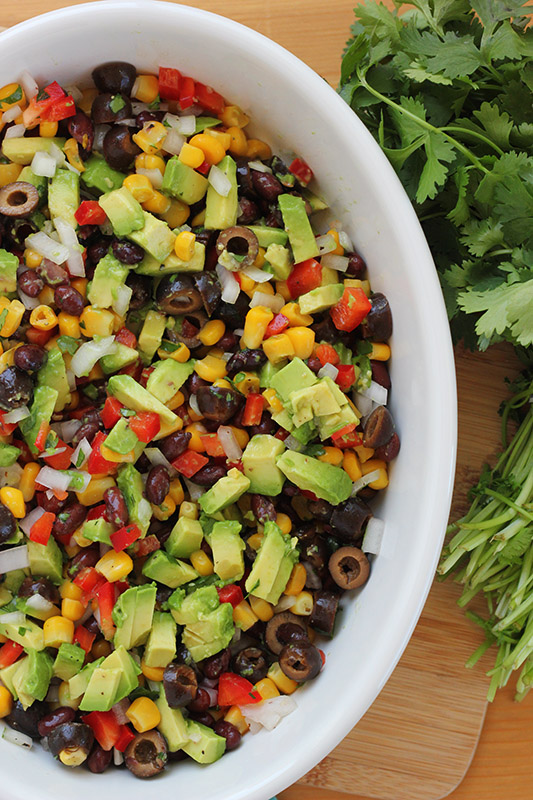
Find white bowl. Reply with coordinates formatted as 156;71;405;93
0;3;457;799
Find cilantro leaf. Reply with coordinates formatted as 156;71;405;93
459;278;533;346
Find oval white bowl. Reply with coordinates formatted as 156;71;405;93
0;3;457;799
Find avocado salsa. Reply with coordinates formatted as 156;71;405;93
0;61;398;776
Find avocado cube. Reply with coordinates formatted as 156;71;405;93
53;643;85;681
68;658;105;700
165;517;204;559
108;374;177;430
115;463;152;535
1;136;66;165
321;265;340;286
316;403;359;441
181;603;234;662
289;382;341;428
12;658;34;709
100;645;141;703
105;418;139;455
19;385;59;454
0;442;21;467
98;186;145;237
204;155;238;231
128;211;176;262
298;284;344;315
81;154;126;194
242;434;286;496
79;667;122;712
142;551;198;589
112;584;157;651
146;359;195;404
265;243;292;280
245;521;298;605
198;468;251;516
182;720;226;763
17;648;53;703
143;612;177;669
48;169;80;228
278;193;319;264
168;585;220;626
0;617;44;652
276;450;353;505
134;252;162;275
289;420;317;445
245;225;288;248
87;253;129;309
0;248;18;294
160;241;206;274
36;347;71;412
100;343;139;375
0;657;27;699
259;361;283;389
27;536;63;585
161;157;209;205
81;517;114;545
322;376;349;407
156;686;189;751
301;187;328;212
269;357;317;403
138;310;167;362
208;521;245;582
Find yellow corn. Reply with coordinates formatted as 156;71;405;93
275;513;292;536
252;281;274;297
37;119;58;137
123;173;154;203
284;563;307;597
167;390;185;411
23;248;42;268
362;458;389;490
228;427;249;450
253;247;266;269
188;133;226;166
249;596;274;623
212;379;232;390
67;391;80;411
291;590;314;615
58;680;81;710
0;163;22;187
0;685;13;718
28;304;56;332
71;278;87;298
63;544;81;559
275;281;291;302
354;444;375;463
169;342;190;363
246;139;272;160
285;326;315;360
317;446;344;466
280;302;313;327
151;493;176;521
60;580;83;601
190;549;213;576
220;104;250;128
100;444;136;464
262;333;295;363
178;500;198;520
0;83;25;111
132;121;167;154
141;661;165;682
61;598;85;622
370;342;391;361
91;640;112;660
326;228;344;255
167;478;185;506
161;198;190;228
0;487;25;519
233;599;258;631
132;74;159;103
238;273;256;296
344;278;371;296
79;306;115;337
343;450;362;481
242;306;274;349
223;705;249;734
255;677;280;700
43;616;74;648
76;477;116;506
135;153;166;173
194;354;227;382
19;462;40;503
247;532;264;551
233;372;260;396
190;209;205;228
57;312;81;339
174;230;196;262
198;319;225;346
96;550;133;582
64;138;85;172
38;285;55;307
185;423;207;452
142;190;171;215
179;142;205;169
126;696;161;733
262;387;283;414
207;129;231;151
226;125;248;157
268;662;298;694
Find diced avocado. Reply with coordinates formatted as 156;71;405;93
290;420;316;444
194;116;221;133
0;442;20;466
245;225;288;247
108;374;177;429
18;166;47;205
242;434;286;496
36;347;70;412
322;376;349;407
128;211;176;262
142;551;198;588
87;253;129;309
259;360;283;389
105;418;139;455
301;187;328;211
165;517;203;559
100;343;138;374
138;310;167;362
160;241;205;274
0;617;44;651
0;249;18;294
68;658;105;700
265;243;292;280
81;517;114;545
19;385;58;454
161;157;209;205
3;570;25;594
48;169;80;228
155;686;189;751
21;649;53;702
98;186;144;237
276;450;352;504
27;536;63;584
289;382;341;427
81;154;126;194
100;645;141;703
182;603;234;662
0;657;27;699
134;252;162;275
321;266;339;286
79;667;122;712
271;407;294;432
168;585;220;625
116;463;152;535
199;468;251;516
298;284;344;315
245;520;298;605
316;403;359;441
15;595;52;622
204;155;238;231
278;193;319;264
182;720;226;764
1;137;66;165
146;359;195;404
270;357;317;403
208;520;245;582
143;611;177;668
12;657;34;709
53;643;85;681
112;584;157;651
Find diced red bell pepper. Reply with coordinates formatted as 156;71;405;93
194;81;225;115
34;421;50;453
217;584;244;609
74;200;107;226
217;673;262;707
73;625;96;654
330;287;372;333
42;94;76;122
0;412;17;436
333;429;364;449
87;504;108;521
201;434;225;458
286;258;322;298
24;80;65;124
43;439;74;470
158;66;181;101
274;428;290;441
114;725;136;752
110;523;142;552
172;450;209;478
319;649;326;667
82;710;121;751
139;366;154;388
241;394;265;427
119;358;143;382
128;411;161;444
100;397;124;429
196;159;210;175
179;76;195;110
29;511;55;546
315;343;340;367
26;327;52;347
0;640;24;669
331;423;357;441
264;313;290;339
132;534;160;558
95;581;116;641
87;432;118;475
335;364;356;392
115;327;137;349
73;566;102;592
289;157;314;187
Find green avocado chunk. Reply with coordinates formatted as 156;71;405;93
108;374;177;429
0;248;18;294
19;385;58;454
142;551;198;588
265;243;292;280
208;521;245;582
298;284;344;315
18;166;47;205
269;357;317;402
138;310;167;363
168;585;220;625
155;685;189;751
0;442;21;467
1;136;66;165
278;193;319;264
245;225;288;248
112;584;157;651
276;450;353;504
53;643;85;681
11;657;35;709
198;467;251;516
68;658;105;700
169;586;234;662
116;463;152;535
100;342;139;374
165;517;204;559
36;346;71;412
127;211;176;262
143;611;177;668
146;359;195;404
182;720;226;763
20;648;53;702
99;645;141;704
245;521;298;605
27;536;63;584
161;156;209;205
79;667;122;712
105;418;139;455
48;169;80;227
81;154;125;194
98;186;145;237
241;434;286;496
0;617;44;651
81;517;114;545
204;155;238;231
87;253;129;309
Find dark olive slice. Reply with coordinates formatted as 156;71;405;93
216;226;259;269
279;641;322;682
330;497;373;543
163;664;198;708
0;181;39;217
328;546;370;590
361;292;392;340
125;730;168;778
265;611;308;655
47;722;94;767
156;274;203;315
309;590;339;636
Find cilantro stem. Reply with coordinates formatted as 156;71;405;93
439;126;504;156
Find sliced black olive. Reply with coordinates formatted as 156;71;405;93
265;611;308;655
216;226;259;270
194;271;221;317
328;546;370;590
363;405;395;449
103;126;141;171
309;590;339;636
163;663;198;708
125;730;168;778
232;647;269;683
168;310;208;350
127;272;152;310
0;366;33;410
91;92;132;125
279;641;322;682
156;274;203;315
196;385;244;423
361;292;392;341
6;700;47;738
0;182;39;217
92;62;137;95
330;497;373;543
48;722;94;767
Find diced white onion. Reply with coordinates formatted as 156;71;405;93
130;100;149;115
71;437;91;470
338;230;354;252
112;283;133;317
2;406;30;424
217;426;242;461
321;253;350;273
71;335;117;377
17;287;40;310
351;469;382;496
0;545;29;573
249;292;285;313
36;466;71;493
189;393;201;416
316;234;337;255
248;160;272;174
136;166;163;190
131;78;143;102
360;380;388;407
203;687;218;706
208;165;232;197
317;363;339;381
48;142;66;167
221;352;232;362
4;124;25;140
362;517;385;555
240;695;297;731
0;611;25;625
353;392;373;417
25;231;69;265
19;506;46;536
64;161;81;176
25;595;54;614
273;595;296;613
241;265;273;283
54;218;85;277
19;70;39;100
30;150;57;178
112;699;130;725
113;748;124;766
183;478;204;501
93;124;111;151
216;263;240;304
66;369;77;392
144;448;179;477
234;328;244;337
176;114;196;136
162;128;185;156
2;105;22;124
59;419;82;443
284;435;305;452
116;118;136;127
0;464;23;490
64;84;82;103
2;725;32;749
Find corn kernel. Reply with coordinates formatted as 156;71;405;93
132;74;159;103
370;342;391;361
161;198;190;228
64;138;85;172
252;281;274;297
228;426;249;450
28;304;56;332
0;486;25;518
167;390;185;411
0;685;13;718
58;312;81;339
37;285;55;307
0;163;22;188
291;590;314;615
220;104;250;128
212;378;232;390
96;550;133;582
238;273;256;296
285;326;315;360
344;278;371;296
246;139;272;160
233;599;258;631
207;129;231;150
262;387;283;414
142;190;171;215
91;640;112;659
0;83;25;111
19;462;40;503
194;354;227;382
23;247;42;268
188;133;226;166
318;446;344;466
280;302;313;326
59;680;81;710
169;342;190;363
126;696;161;733
362;458;389;490
79;306;115;337
268;662;298;694
233;371;260;396
43;616;74;648
151;493;176;521
276;281;291;302
226;125;248;157
132;121;167;154
179;142;205;169
255;678;280;700
354;444;375;463
249;595;274;623
187;404;204;423
167;478;185;506
123;173;154;203
253;246;266;269
247;532;264;551
283;563;307;597
141;661;165;682
198;319;225;346
76;477;116;508
135;153;166;173
242;306;274;349
326;228;344;255
174;230;196;262
343;450;362;481
262;333;295;363
60;580;83;601
71;278;87;297
190;549;213;576
61;598;85;622
179;501;198;520
185;423;207;452
223;705;249;734
275;513;292;535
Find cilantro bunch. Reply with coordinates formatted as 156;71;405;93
339;0;533;352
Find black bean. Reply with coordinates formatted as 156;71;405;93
374;431;401;462
36;258;69;287
186;373;208;395
307;355;322;374
87;744;113;773
103;487;129;526
235;159;254;196
53;502;87;539
249;412;276;437
36;491;69;514
371;360;391;390
112;239;145;265
192;463;227;487
72;418;102;447
264;205;283;227
126;272;151;309
18;576;59;604
145;465;170;506
307;499;333;522
189;712;215;729
37;707;75;738
217;331;238;353
187;687;210;713
6;700;47;738
159;430;191;462
361;293;392;341
92;62;137;95
54;285;85;317
135;110;164;127
251;494;276;523
0;504;17;544
86;239;111;265
68;546;100;577
213;720;241;751
237;196;260;225
91;93;132;125
217;292;250;329
363;405;395;449
345;252;367;279
67;111;94;155
0;366;33;410
17;269;43;298
196;385;244;423
251;170;283;202
201;647;231;680
13;344;47;372
103;126;141;171
225;348;267;377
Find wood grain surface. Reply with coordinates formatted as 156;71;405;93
1;2;531;799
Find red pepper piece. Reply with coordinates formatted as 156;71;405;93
172;450;209;478
43;438;74;470
286;258;322;298
114;327;137;349
194;81;225;115
41;95;76;122
201;434;225;458
241;393;265;427
335;364;356;391
128;411;161;444
315;343;340;367
330;287;372;333
217;584;244;609
95;581;116;641
87;432;118;475
34;421;50;453
264;313;289;339
73;625;96;654
82;710;121;751
74;200;107;226
217;673;262;707
332;428;363;449
100;397;124;430
26;327;52;347
87;504;107;521
73;566;102;592
114;725;136;752
289;157;314;187
158;66;181;101
196;159;210;175
0;412;17;436
110;523;142;553
300;489;319;501
0;640;24;669
29;511;55;546
179;76;195;110
132;534;160;558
